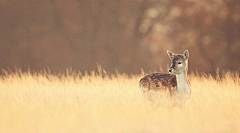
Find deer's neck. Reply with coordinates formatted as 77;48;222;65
175;71;190;98
171;71;191;106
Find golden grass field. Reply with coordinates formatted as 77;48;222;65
0;67;239;133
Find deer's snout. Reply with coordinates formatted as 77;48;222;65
168;68;172;73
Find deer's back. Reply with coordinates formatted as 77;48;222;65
139;73;177;96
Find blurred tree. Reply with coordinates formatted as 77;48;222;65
0;0;146;74
0;0;239;75
138;0;240;74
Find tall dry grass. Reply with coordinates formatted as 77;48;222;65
0;68;239;133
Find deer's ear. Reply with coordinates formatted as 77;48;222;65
183;50;189;60
167;50;175;59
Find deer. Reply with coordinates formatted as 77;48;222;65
139;50;191;107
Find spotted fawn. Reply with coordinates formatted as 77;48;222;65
139;50;191;107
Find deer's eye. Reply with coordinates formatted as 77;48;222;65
178;62;182;65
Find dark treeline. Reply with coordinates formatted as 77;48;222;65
0;0;239;75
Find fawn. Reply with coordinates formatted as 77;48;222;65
139;50;191;107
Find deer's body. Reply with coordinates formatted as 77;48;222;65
139;50;191;107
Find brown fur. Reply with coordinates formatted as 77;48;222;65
139;73;177;97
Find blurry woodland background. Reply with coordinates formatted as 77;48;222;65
0;0;239;75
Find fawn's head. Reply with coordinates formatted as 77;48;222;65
167;50;189;74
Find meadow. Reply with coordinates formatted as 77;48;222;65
0;67;239;133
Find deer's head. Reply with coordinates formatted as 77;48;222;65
167;50;189;74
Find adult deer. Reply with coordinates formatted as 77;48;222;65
139;50;191;107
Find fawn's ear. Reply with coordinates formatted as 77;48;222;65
183;50;189;60
167;50;175;59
